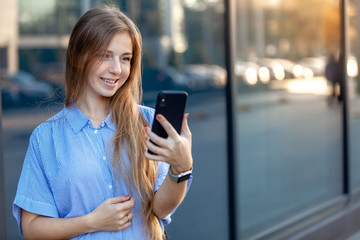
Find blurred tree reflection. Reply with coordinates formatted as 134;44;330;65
238;0;341;61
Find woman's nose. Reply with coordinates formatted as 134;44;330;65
109;59;121;75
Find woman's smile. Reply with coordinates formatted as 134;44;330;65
100;77;119;87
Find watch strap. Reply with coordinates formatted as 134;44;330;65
168;167;192;183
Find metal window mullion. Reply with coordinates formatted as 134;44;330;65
224;0;239;239
341;0;350;195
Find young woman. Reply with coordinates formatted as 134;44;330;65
13;5;193;240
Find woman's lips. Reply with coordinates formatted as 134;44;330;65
100;77;119;87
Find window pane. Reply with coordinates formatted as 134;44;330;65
349;0;360;191
235;0;343;238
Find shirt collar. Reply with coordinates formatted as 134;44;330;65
65;105;116;133
65;105;90;134
104;113;115;131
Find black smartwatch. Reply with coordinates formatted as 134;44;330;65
168;167;192;183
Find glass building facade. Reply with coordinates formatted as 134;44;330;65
235;0;343;238
1;0;360;239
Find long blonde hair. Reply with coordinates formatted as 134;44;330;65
65;5;164;239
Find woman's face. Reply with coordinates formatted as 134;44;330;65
85;31;133;101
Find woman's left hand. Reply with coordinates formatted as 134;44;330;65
144;113;193;174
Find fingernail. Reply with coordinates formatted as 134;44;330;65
156;114;162;120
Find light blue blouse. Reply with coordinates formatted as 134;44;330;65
13;104;191;239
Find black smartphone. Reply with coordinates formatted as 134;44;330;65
148;91;188;154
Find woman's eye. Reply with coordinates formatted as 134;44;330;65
122;57;132;62
99;53;111;59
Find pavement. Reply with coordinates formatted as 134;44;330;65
348;231;360;240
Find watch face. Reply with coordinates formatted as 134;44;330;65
177;174;191;183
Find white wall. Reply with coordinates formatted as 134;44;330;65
0;0;18;74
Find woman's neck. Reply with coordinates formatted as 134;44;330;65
76;94;110;128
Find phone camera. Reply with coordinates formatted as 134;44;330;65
160;95;166;107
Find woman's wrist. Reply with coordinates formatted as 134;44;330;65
83;212;97;233
170;161;193;175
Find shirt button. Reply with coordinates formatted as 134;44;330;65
108;184;113;189
101;123;105;127
94;130;98;134
102;156;107;161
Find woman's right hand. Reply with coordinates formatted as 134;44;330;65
21;195;135;239
87;195;135;232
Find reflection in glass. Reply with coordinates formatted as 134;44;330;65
235;0;343;238
349;0;360;192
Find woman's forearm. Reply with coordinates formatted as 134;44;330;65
22;209;94;240
152;173;188;219
22;195;135;239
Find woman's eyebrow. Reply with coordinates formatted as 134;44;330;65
121;51;133;56
105;49;132;55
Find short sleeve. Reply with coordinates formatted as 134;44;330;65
13;128;59;235
154;161;170;192
138;105;155;126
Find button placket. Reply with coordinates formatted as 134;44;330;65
96;129;115;196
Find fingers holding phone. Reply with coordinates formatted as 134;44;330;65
180;113;191;141
144;91;193;171
145;114;193;172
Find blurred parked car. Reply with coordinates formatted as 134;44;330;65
257;58;313;80
235;61;270;85
274;58;313;79
256;58;286;81
34;62;65;87
297;57;326;76
181;64;227;91
141;66;189;103
9;71;54;103
0;71;21;108
142;66;186;92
